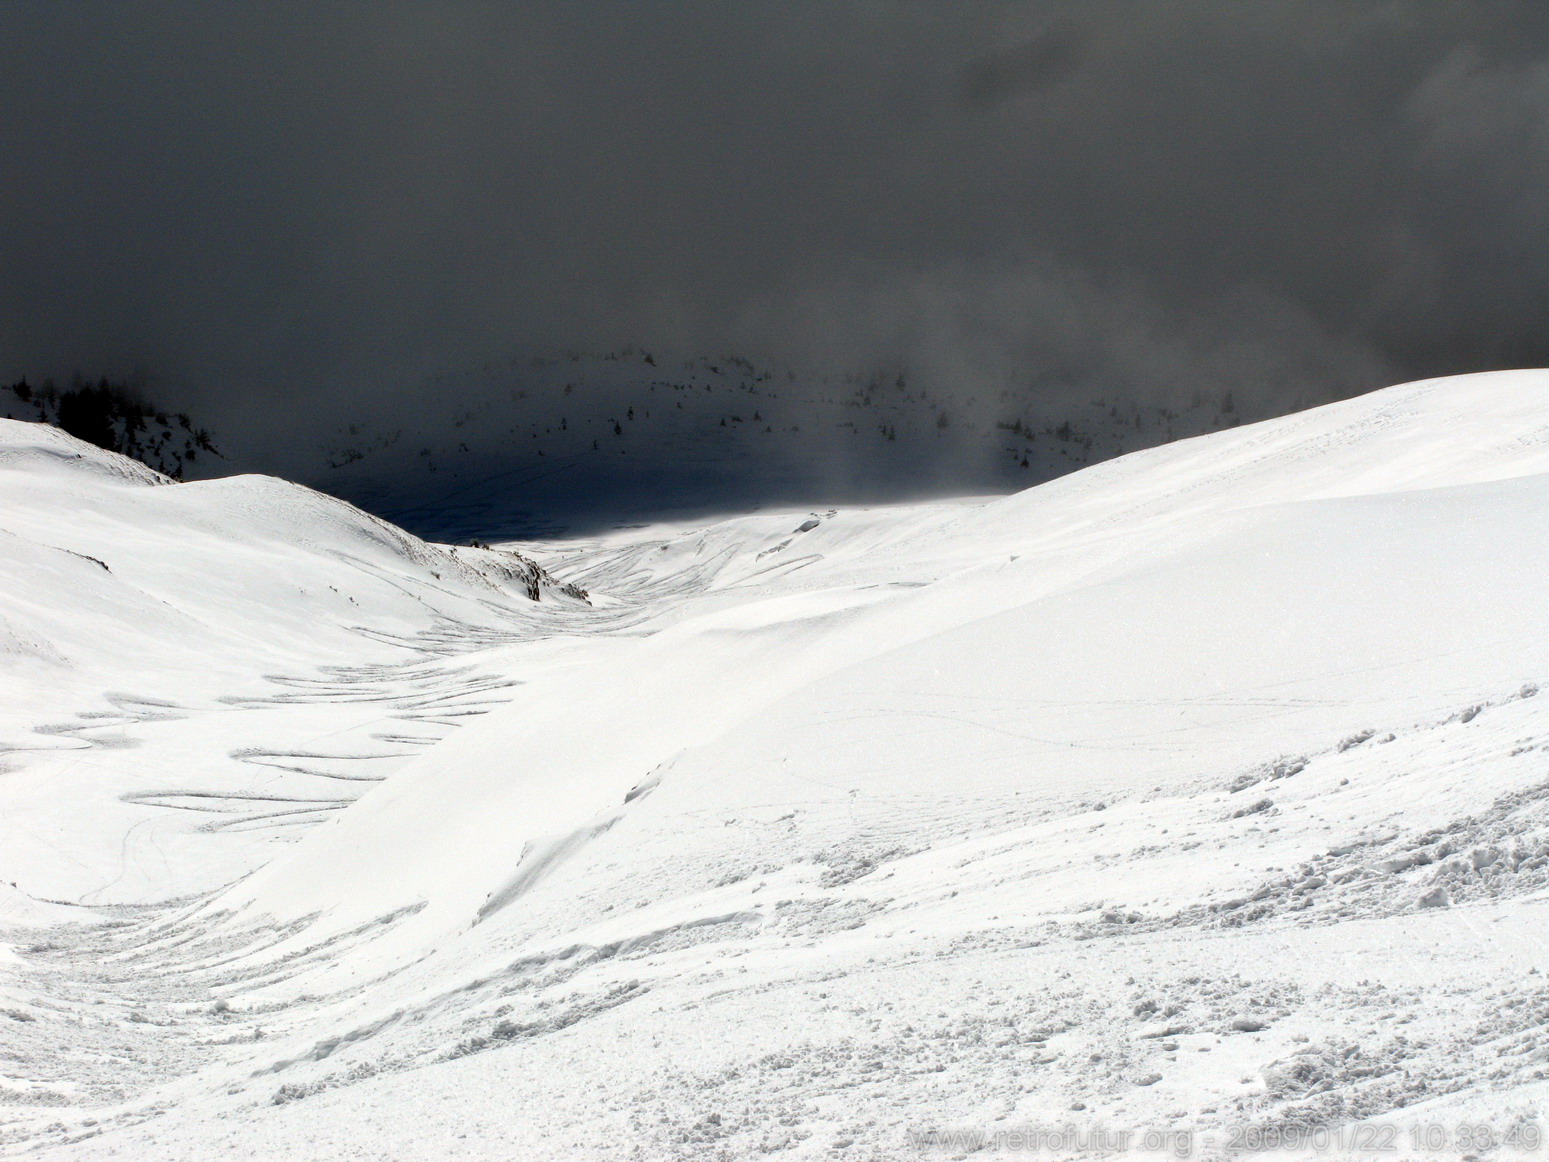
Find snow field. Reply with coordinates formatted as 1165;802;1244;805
4;371;1549;1157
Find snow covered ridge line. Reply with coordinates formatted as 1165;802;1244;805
0;415;585;608
0;376;216;480
8;371;1549;1158
0;417;174;485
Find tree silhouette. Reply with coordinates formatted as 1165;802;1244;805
56;379;128;450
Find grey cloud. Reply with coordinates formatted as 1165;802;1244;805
958;26;1081;109
2;2;1548;470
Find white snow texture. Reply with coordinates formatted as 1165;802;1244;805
2;370;1549;1159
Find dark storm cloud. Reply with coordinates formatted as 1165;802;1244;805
958;26;1081;108
3;1;1549;464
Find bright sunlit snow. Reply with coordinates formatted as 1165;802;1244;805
3;371;1549;1159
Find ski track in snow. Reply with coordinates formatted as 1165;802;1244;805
5;375;1549;1159
7;691;1549;1160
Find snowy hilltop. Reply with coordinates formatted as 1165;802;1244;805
2;371;1549;1159
0;377;217;480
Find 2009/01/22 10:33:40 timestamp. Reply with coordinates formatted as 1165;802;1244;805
1221;1121;1543;1154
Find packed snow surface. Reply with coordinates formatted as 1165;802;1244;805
3;371;1549;1159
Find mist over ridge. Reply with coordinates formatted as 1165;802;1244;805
5;2;1549;491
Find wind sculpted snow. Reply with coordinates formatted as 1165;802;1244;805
4;372;1549;1158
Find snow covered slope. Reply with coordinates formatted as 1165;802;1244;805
5;372;1549;1159
0;420;597;906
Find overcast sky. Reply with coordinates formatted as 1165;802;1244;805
4;2;1549;460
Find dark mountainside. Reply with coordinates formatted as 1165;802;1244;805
305;350;1269;541
4;354;1268;542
